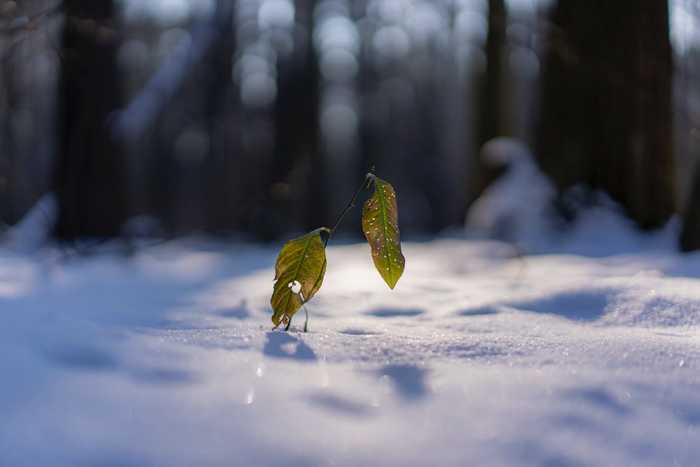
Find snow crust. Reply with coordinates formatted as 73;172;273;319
1;225;700;466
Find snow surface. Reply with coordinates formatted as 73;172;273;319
2;157;700;467
2;222;700;467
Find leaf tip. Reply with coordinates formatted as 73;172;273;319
385;271;402;289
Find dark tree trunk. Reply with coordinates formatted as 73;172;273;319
0;55;19;225
680;165;700;251
467;0;508;207
258;0;322;239
203;0;238;233
536;0;675;229
297;0;324;233
53;0;126;239
478;0;508;148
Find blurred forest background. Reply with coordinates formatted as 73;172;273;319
1;0;700;247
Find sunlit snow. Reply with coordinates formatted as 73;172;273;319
2;194;700;466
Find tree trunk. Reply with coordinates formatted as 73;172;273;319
203;0;238;233
478;0;507;148
680;164;700;251
536;0;675;229
53;0;126;239
257;0;322;239
467;0;508;207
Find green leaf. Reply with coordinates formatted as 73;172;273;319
362;177;405;289
270;228;329;328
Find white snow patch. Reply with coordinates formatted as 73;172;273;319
466;138;679;256
2;211;700;465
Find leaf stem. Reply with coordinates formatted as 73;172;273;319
326;171;375;246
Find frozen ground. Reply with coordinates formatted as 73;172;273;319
2;221;700;466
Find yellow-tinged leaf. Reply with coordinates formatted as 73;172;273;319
270;228;329;328
362;177;405;289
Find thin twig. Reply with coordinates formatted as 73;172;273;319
326;170;375;245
